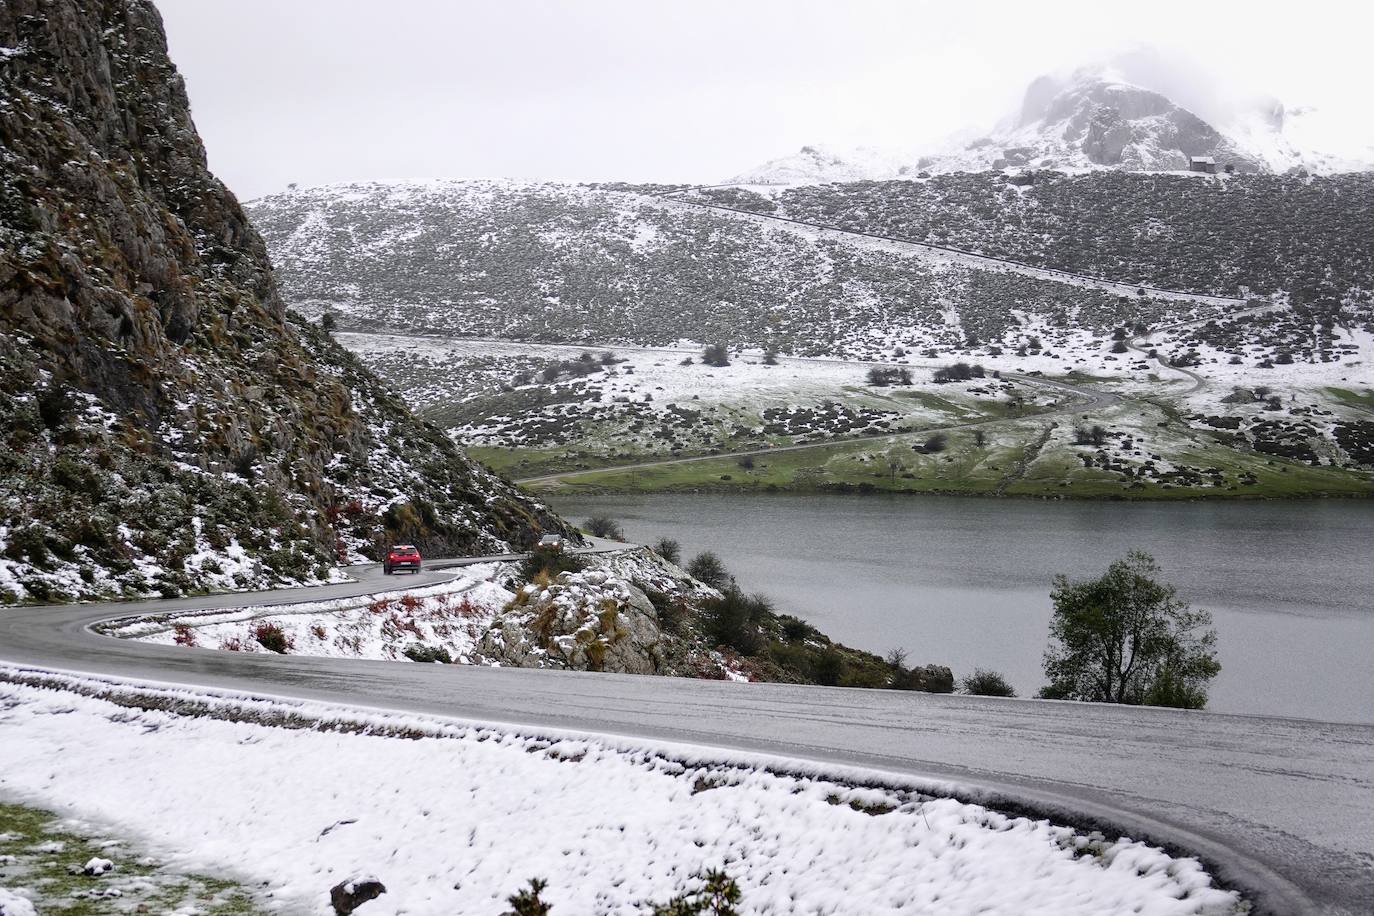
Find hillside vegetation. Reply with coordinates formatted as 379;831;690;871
244;164;1374;502
762;172;1374;309
248;180;1220;360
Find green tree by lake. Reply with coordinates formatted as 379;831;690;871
1039;551;1220;709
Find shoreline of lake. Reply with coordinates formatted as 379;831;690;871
550;492;1374;724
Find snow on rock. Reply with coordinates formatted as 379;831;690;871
480;564;674;674
81;856;114;876
0;671;1245;916
734;56;1374;183
0;888;37;916
331;876;387;915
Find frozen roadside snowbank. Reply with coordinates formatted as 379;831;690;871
0;669;1244;915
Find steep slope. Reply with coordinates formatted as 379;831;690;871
0;0;565;602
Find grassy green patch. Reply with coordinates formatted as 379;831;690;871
469;444;636;479
1011;440;1374;500
0;803;266;915
1327;386;1374;412
526;420;1374;499
535;428;1023;495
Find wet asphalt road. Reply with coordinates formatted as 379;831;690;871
2;562;1371;916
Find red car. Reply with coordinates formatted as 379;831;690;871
383;544;422;575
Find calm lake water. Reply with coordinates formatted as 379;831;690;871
550;493;1374;723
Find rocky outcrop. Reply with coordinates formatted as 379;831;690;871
330;877;386;915
0;1;569;601
1047;80;1256;172
478;551;708;674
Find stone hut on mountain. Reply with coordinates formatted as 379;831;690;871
1189;156;1217;174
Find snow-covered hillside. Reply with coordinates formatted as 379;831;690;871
736;63;1374;184
246;179;1235;362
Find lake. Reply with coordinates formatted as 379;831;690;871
550;493;1374;723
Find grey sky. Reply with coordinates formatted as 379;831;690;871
156;0;1374;201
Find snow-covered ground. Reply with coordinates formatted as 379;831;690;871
341;333;1062;449
342;333;1041;412
0;669;1245;915
106;566;512;663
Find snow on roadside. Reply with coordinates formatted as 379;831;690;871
106;565;512;663
0;670;1243;916
105;550;727;678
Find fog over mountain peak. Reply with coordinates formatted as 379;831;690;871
736;46;1372;184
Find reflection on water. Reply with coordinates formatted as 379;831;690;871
552;493;1374;723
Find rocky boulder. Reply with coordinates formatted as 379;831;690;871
479;568;671;674
330;876;386;915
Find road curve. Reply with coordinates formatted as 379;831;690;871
2;567;1371;916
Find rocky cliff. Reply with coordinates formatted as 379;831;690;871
0;0;566;602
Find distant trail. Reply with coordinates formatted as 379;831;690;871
654;186;1245;309
992;421;1057;496
1126;335;1206;396
1125;301;1284;397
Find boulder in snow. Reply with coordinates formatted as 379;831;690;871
331;875;386;914
82;857;114;876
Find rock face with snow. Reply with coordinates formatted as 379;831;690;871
996;76;1253;172
0;1;567;601
330;876;386;915
478;553;707;675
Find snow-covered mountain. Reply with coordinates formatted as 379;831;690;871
736;63;1374;184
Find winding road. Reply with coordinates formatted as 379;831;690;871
3;565;1372;916
1122;304;1286;397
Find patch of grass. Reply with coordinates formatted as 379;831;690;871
1327;386;1374;412
0;802;266;915
470;445;636;479
541;427;1032;496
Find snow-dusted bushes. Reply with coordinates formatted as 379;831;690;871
247;181;1200;361
775;172;1374;312
252;622;293;654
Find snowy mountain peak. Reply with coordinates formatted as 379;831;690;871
734;58;1374;185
